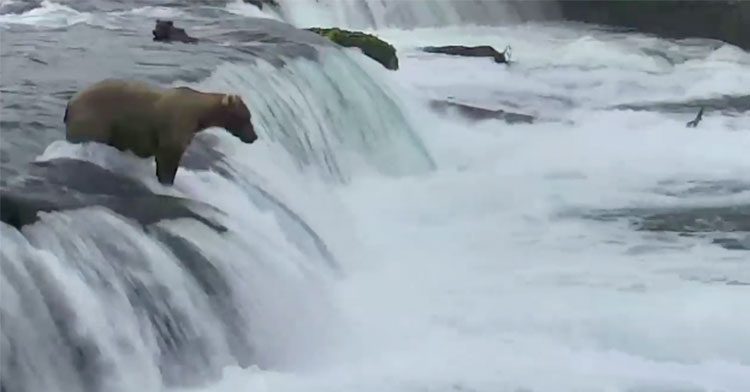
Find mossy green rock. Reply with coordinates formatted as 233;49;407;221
307;27;399;70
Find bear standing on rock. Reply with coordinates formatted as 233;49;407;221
64;79;258;185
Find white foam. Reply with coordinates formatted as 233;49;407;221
114;6;186;19
188;23;750;392
0;0;93;27
15;17;750;392
224;0;283;21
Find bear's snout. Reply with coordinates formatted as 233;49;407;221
240;127;258;144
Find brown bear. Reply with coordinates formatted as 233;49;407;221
152;20;198;43
64;79;258;185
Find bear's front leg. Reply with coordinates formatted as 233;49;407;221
155;143;185;185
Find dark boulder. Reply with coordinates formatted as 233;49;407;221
557;1;750;51
422;45;511;64
243;0;279;9
306;27;399;70
429;100;534;124
153;20;198;44
0;158;224;232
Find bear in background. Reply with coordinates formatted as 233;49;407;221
152;20;198;43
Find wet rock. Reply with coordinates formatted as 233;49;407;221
429;100;534;124
422;45;510;64
306;27;399;70
0;158;224;232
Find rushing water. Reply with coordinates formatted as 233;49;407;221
270;0;559;29
1;1;749;392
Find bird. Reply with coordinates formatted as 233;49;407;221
686;107;704;128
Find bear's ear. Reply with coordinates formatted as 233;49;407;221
221;94;240;106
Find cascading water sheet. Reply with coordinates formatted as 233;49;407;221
273;0;559;29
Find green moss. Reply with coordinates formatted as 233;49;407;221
307;27;399;70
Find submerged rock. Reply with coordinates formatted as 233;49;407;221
306;27;399;70
711;237;750;251
0;158;224;232
611;95;750;115
422;45;510;64
557;1;750;51
634;205;750;233
586;204;750;234
429;100;534;124
577;203;750;251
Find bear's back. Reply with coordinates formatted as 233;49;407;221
70;80;167;129
71;80;163;110
66;80;172;156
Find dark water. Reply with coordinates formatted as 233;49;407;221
571;179;750;251
611;94;750;116
0;0;332;182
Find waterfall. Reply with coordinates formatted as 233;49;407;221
1;186;342;392
0;8;436;391
193;47;435;183
273;0;560;29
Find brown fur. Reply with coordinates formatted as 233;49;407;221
64;79;257;185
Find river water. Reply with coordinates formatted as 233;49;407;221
1;1;749;392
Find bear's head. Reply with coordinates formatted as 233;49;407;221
153;19;197;43
153;19;174;41
214;94;258;144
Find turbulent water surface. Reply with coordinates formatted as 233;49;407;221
1;1;749;392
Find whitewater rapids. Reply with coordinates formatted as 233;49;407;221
194;24;750;392
1;1;749;392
